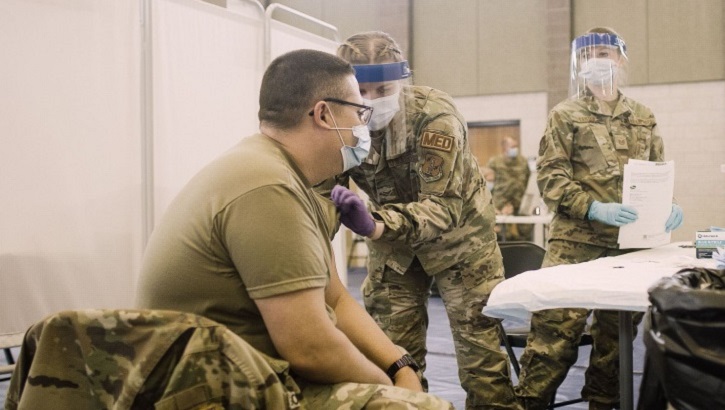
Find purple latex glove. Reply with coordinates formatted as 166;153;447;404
331;185;375;237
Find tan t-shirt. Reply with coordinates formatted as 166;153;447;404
136;134;336;358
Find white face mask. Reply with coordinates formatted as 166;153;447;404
364;92;400;131
328;110;371;172
578;58;618;84
506;147;519;158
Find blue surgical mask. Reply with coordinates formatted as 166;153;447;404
329;111;371;172
339;125;371;171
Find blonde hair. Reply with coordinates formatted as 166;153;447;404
337;31;405;65
587;26;621;37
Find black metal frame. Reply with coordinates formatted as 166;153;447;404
497;241;591;409
1;348;15;383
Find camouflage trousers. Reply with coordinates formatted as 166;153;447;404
362;257;522;410
301;382;454;409
5;309;452;410
514;240;643;410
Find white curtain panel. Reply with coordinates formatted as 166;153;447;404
0;0;348;346
269;19;339;61
151;0;264;221
0;0;143;342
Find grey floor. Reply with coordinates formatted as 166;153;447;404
1;348;17;405
0;267;645;409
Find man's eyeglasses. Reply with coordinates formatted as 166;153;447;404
310;98;373;125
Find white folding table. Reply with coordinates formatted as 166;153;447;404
495;214;553;248
483;241;717;410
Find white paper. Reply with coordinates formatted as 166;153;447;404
618;160;675;249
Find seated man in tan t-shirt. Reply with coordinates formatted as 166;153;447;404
136;49;452;409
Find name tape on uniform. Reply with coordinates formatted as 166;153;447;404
420;131;454;152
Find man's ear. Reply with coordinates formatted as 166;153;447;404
310;101;333;129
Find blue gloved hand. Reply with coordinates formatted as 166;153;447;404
331;185;376;237
587;201;639;227
665;203;684;232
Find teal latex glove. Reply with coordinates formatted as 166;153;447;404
587;201;639;227
665;204;684;232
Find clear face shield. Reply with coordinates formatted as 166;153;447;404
352;61;413;134
569;32;628;101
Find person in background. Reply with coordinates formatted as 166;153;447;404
136;49;452;410
514;27;684;410
487;137;532;241
318;31;521;410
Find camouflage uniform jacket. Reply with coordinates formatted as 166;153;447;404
332;85;498;276
487;154;531;212
537;93;665;248
5;309;302;410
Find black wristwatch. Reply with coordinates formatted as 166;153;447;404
385;354;420;381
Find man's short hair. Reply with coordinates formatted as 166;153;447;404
259;49;355;129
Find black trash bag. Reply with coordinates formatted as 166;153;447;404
637;268;725;410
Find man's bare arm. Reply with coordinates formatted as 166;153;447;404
255;286;391;386
325;251;423;391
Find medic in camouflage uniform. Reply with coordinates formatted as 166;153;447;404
321;31;520;410
488;137;530;215
487;136;532;240
513;27;684;410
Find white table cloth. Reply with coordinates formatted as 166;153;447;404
483;241;716;410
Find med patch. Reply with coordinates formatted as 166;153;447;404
419;153;445;182
420;131;454;152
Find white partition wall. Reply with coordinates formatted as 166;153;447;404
1;0;349;344
266;3;340;64
0;0;144;344
151;0;265;220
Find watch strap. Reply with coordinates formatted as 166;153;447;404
385;354;419;381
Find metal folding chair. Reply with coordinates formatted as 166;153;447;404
497;241;592;409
